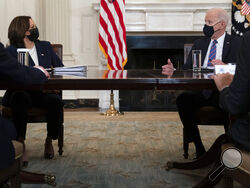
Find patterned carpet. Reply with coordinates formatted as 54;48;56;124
22;112;226;188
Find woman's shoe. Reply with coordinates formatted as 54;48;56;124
44;137;54;159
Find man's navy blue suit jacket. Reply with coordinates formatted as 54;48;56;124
0;42;47;169
220;31;250;150
184;33;241;69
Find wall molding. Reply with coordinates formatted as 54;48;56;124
93;2;232;32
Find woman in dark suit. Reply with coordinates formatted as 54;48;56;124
2;16;64;165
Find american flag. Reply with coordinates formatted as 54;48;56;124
99;0;127;70
241;0;250;15
103;70;128;79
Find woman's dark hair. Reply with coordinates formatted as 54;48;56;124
8;16;31;47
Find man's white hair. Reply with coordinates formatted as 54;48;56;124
207;8;229;25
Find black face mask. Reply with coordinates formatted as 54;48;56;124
27;27;39;42
203;21;221;38
203;24;215;38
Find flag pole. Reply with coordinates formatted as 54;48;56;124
102;90;124;116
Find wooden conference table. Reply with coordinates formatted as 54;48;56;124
0;69;217;186
0;69;216;90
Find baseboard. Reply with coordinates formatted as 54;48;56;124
63;99;99;109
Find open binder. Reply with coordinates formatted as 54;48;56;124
48;66;87;77
52;66;87;72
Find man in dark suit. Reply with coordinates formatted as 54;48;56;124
0;41;48;170
214;31;250;151
162;8;241;158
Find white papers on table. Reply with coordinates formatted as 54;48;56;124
215;64;236;75
53;66;87;72
53;71;87;77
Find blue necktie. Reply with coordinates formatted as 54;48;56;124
207;40;218;66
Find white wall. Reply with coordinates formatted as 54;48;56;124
70;0;101;100
71;0;99;69
0;0;37;45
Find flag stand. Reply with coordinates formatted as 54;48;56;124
102;90;124;116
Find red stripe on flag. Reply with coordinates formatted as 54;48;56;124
112;70;116;78
99;0;127;70
120;71;123;79
99;34;108;55
99;34;115;70
100;15;121;70
101;0;124;64
241;1;250;15
113;0;127;55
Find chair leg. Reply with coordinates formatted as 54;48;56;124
223;175;233;188
2;158;22;188
20;170;56;186
183;128;189;159
10;174;21;188
192;154;224;188
192;166;224;187
58;123;64;156
166;134;227;171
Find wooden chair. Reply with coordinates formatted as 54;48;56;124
2;44;64;156
0;141;56;187
0;141;22;188
166;134;228;187
183;106;229;158
166;133;250;188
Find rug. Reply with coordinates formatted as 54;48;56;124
22;112;227;188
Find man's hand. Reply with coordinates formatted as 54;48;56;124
213;73;234;91
34;66;50;78
162;59;175;71
162;69;174;78
211;59;225;66
162;59;175;78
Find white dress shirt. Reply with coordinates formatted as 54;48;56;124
28;45;39;66
203;33;226;68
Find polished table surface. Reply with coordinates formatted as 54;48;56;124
0;69;216;90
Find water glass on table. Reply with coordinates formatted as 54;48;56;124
192;50;201;72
